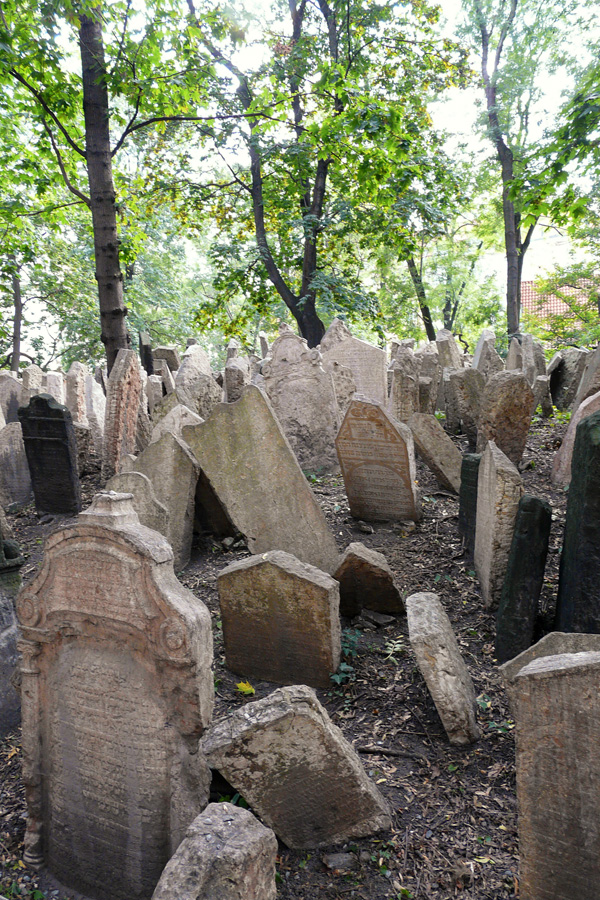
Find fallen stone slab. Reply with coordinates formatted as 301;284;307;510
408;413;462;493
334;542;403;617
151;803;278;900
201;685;391;849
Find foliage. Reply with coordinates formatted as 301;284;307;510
527;261;600;347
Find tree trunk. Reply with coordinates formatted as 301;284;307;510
10;260;22;372
79;12;130;373
406;257;436;341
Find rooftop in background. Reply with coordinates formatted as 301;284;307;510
521;279;596;320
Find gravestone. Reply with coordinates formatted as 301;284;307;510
387;348;420;423
224;357;250;403
0;372;21;423
521;334;546;386
21;364;44;406
263;331;340;473
445;368;485;447
16;492;213;899
406;592;480;745
175;345;222;419
555;409;600;633
0;423;32;508
548;347;588;410
66;362;89;427
155;358;176;394
336;398;420;522
0;527;24;737
458;453;481;561
414;343;441;414
138;331;154;376
226;338;239;360
149;403;203;444
532;374;553;418
505;336;523;371
334;542;403;616
477;370;535;466
571;346;600;414
153;345;181;372
474;441;523;609
18;395;81;515
101;349;143;480
259;331;269;359
151;803;278;900
324;359;356;418
551;389;600;487
319;318;387;405
435;329;463;369
105;471;170;537
408;413;462;493
43;372;66;405
495;495;552;664
146;374;164;415
182;386;339;573
218;550;341;688
513;651;600;900
201;685;391;849
500;631;600;694
85;373;106;455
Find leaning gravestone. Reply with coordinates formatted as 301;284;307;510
20;364;44;406
175;344;222;419
548;347;588;410
224;357;250;403
408;413;462;494
435;328;463;369
16;492;213;900
85;372;106;455
0;372;21;423
474;441;523;608
387;348;420;423
500;631;600;697
218;550;341;688
513;651;600;900
445;367;485;447
458;453;481;562
505;336;523;371
201;685;391;849
570;344;600;413
153;345;181;372
495;495;552;664
336;398;420;522
555;409;600;633
414;342;441;414
18;395;81;515
334;542;403;616
65;361;89;427
43;371;66;406
263;330;340;473
324;359;356;418
182;386;339;573
319;318;387;405
0;526;24;737
0;423;32;509
101;349;143;480
551;389;600;488
105;470;169;537
477;370;535;466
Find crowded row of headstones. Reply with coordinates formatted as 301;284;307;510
1;320;600;899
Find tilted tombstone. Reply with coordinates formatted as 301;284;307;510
334;542;403;616
474;441;523;609
226;338;239;360
555;409;600;633
101;349;143;480
174;344;222;419
476;370;535;466
472;328;496;369
18;395;81;515
16;492;214;899
218;550;341;689
387;348;420;423
259;331;270;359
408;412;462;494
0;423;32;509
154;358;176;394
263;331;340;473
532;374;553;418
521;334;546;386
513;651;600;900
319;318;387;405
138;331;154;376
324;359;356;418
570;346;600;414
153;345;181;372
182;386;339;574
473;340;504;380
336;398;420;522
552;389;600;488
224;356;250;403
458;453;481;561
201;685;391;849
0;372;21;423
146;374;164;415
445;368;485;447
149;403;203;445
499;631;600;699
548;347;588;410
65;362;89;427
84;373;106;455
435;328;463;369
495;495;552;664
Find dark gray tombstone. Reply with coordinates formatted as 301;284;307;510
555;409;600;632
0;524;24;737
18;394;81;515
138;331;154;376
495;495;552;664
458;453;481;561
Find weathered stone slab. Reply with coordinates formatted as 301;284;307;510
551;389;600;487
18;395;81;515
521;334;546;386
334;542;403;616
458;453;481;561
259;332;269;359
138;331;154;375
105;470;170;537
387;348;420;423
513;652;600;900
153;345;181;371
0;423;32;508
548;347;588;410
336;398;420;522
218;550;340;688
85;373;106;455
263;331;340;473
101;349;143;480
435;329;463;369
474;442;523;609
445;368;485;447
533;374;553;417
325;359;356;418
495;495;551;664
505;336;523;371
65;362;89;427
499;632;600;695
474;340;504;380
182;386;339;573
201;685;391;849
414;343;440;414
408;413;461;493
476;370;535;466
16;492;213;897
43;372;66;405
146;374;164;415
319;318;387;405
406;592;480;745
0;531;24;738
0;372;21;423
149;403;203;445
555;409;600;632
571;344;600;413
155;358;176;394
224;357;250;403
175;345;222;418
21;364;44;406
151;803;278;900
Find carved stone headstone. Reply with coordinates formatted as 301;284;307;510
259;331;270;359
105;470;170;537
16;492;213;899
101;349;143;480
551;389;600;488
0;423;32;509
505;336;523;371
201;685;391;849
85;373;106;455
476;370;535;466
324;359;356;418
0;372;21;423
408;413;462;494
435;329;463;369
175;345;222;419
500;631;600;695
224;357;250;403
146;374;164;415
182;387;339;574
336;398;420;522
226;338;239;360
495;495;552;664
18;395;81;515
319;318;387;405
414;343;441;414
555;410;600;633
218;550;341;688
532;374;553;417
458;453;481;562
43;372;66;406
521;333;546;386
387;349;420;423
21;364;44;406
149;403;203;445
474;441;523;609
66;362;89;427
0;528;24;737
153;345;181;372
548;347;588;410
155;358;176;394
445;368;485;447
334;542;403;616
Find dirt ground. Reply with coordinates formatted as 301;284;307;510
0;414;569;900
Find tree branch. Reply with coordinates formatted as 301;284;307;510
43;121;91;207
9;69;86;158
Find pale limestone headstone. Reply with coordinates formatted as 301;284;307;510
226;338;239;360
336;398;420;522
101;349;143;480
414;343;441;414
16;492;213;897
263;331;340;473
65;361;89;427
84;373;106;455
151;388;179;426
474;441;523;608
0;372;21;423
42;371;66;405
146;374;164;415
533;374;553;418
319;318;387;405
175;344;222;418
445;367;485;447
151;803;278;900
477;370;535;466
406;592;480;745
149;403;203;445
513;652;600;900
105;470;170;537
0;423;32;508
435;328;463;369
224;356;250;403
324;359;356;418
499;632;600;698
474;340;504;380
334;542;403;616
521;334;546;386
218;550;341;688
505;336;523;371
552;389;600;487
472;329;496;369
387;348;420;423
201;685;391;849
407;413;462;494
0;403;5;431
20;364;44;406
155;358;176;394
153;345;181;371
259;331;270;359
182;386;339;573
